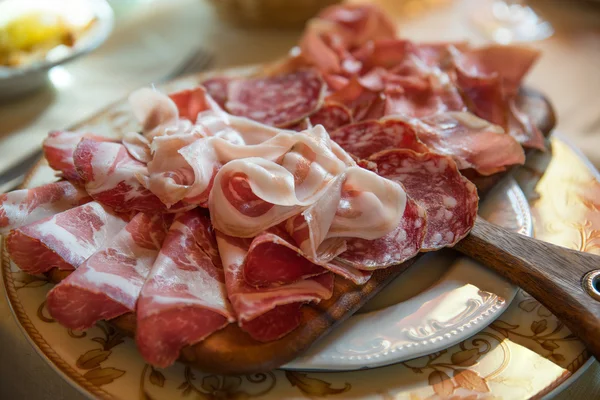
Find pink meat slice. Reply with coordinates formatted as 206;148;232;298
371;149;478;250
333;196;426;269
416;112;526;176
226;69;326;127
216;232;334;342
73;139;183;212
46;213;172;330
6;201;128;274
0;181;91;235
136;209;234;368
329;119;429;159
43;131;114;183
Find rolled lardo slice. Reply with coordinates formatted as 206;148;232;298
329;118;429;159
370;149;478;250
43;131;115;183
46;213;172;330
6;201;128;274
216;231;334;342
0;181;91;235
226;69;326;127
136;209;235;368
73;139;188;213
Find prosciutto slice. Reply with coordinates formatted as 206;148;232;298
417;112;526;175
43;131;113;183
371;149;478;250
0;181;90;235
216;231;334;341
46;213;172;330
73;139;178;212
136;210;234;368
6;202;128;274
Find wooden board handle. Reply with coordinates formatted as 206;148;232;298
455;217;600;360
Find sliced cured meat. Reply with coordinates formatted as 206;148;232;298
384;82;466;118
6;202;128;274
416;112;526;175
226;69;325;127
46;213;171;330
309;102;352;132
329;119;428;159
128;87;181;139
122;132;152;163
202;77;230;109
169;87;211;122
73;139;176;212
333;197;426;269
451;44;540;96
43;131;113;183
507;98;545;150
136;210;233;368
141;133;200;207
243;228;326;286
371;149;478;250
216;231;334;342
318;4;397;48
327;78;384;121
0;181;90;235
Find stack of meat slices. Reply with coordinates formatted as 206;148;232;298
0;3;543;370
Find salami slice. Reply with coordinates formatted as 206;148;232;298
0;181;91;235
327;78;383;121
371;149;478;250
226;69;325;127
333;197;426;269
202;77;230;109
46;213;171;330
329;119;428;159
6;202;128;274
216;232;334;342
73;139;179;212
136;210;234;368
43;131;113;183
309;102;352;132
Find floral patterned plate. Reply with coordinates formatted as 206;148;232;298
1;69;597;398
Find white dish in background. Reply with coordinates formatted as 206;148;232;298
0;0;114;99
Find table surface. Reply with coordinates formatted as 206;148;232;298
1;0;599;398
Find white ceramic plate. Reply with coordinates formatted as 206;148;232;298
0;0;114;98
285;177;527;370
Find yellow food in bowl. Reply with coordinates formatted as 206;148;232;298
0;12;90;67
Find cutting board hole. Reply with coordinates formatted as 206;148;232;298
583;270;600;301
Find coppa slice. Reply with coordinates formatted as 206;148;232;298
6;202;128;274
371;149;478;250
226;69;326;127
43;131;114;183
136;210;234;368
46;213;172;330
0;181;90;235
216;232;334;342
329;119;428;159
